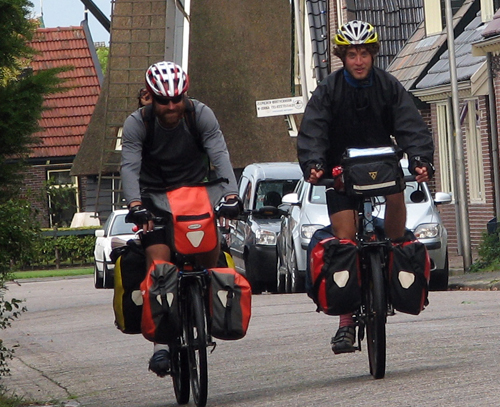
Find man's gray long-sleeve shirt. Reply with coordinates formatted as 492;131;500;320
121;99;238;206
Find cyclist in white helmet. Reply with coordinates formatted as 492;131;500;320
121;61;240;377
298;21;435;354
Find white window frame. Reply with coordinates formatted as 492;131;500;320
424;0;443;36
46;169;80;227
463;99;485;203
436;102;455;200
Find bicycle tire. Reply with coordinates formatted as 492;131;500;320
365;250;387;379
185;281;208;407
171;344;190;405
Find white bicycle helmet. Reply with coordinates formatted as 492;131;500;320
334;20;378;46
145;61;189;98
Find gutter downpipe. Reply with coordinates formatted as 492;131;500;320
445;0;472;270
293;0;310;103
487;52;500;222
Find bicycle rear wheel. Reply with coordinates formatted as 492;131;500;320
185;282;208;407
171;344;190;405
365;250;387;379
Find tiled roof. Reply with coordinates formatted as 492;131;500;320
416;12;486;89
349;0;425;70
28;25;101;158
387;0;478;91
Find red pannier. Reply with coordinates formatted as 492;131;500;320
140;261;181;344
310;237;361;315
209;268;252;340
166;185;218;255
389;240;431;315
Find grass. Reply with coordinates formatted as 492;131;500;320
11;266;93;280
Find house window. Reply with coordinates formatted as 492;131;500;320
436;102;455;198
463;100;485;202
46;169;79;227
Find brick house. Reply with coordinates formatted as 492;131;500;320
20;22;102;228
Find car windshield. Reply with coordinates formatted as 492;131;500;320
308;181;428;205
255;180;299;209
310;185;328;204
110;214;135;235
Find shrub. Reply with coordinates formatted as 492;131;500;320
469;231;500;273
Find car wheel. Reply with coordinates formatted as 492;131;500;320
245;259;263;294
103;260;114;289
429;252;449;291
290;249;305;293
276;253;286;294
94;263;104;289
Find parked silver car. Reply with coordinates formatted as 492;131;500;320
277;162;452;293
228;162;302;293
94;209;136;288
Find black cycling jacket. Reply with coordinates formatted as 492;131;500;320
297;66;434;177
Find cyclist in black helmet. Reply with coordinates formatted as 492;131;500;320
297;21;435;355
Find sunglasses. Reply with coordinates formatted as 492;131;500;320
153;94;184;105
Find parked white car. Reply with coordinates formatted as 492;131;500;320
277;161;452;293
94;209;137;288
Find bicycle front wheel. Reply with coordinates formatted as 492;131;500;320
365;250;387;379
185;281;208;407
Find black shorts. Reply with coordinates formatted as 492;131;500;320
139;196;174;250
325;188;362;216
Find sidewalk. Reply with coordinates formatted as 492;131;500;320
448;253;500;290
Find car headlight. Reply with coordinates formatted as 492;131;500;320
414;223;440;239
255;229;277;245
301;224;324;240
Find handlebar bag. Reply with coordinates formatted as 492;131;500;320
341;146;405;197
112;239;146;334
166;185;218;255
209;268;252;340
310;237;361;315
388;240;430;315
141;261;181;344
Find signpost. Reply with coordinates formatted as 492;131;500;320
255;96;305;118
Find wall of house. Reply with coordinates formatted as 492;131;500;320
19;165;50;228
430;96;495;259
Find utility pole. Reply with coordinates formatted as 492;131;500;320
444;0;472;270
293;0;309;103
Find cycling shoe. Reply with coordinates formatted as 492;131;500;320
331;326;356;354
148;349;171;377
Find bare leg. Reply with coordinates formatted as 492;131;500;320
330;209;358;240
195;243;221;268
384;192;406;239
145;243;171;271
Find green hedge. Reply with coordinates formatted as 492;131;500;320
21;230;97;269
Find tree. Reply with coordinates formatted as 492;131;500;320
96;45;109;74
0;0;67;376
0;0;67;199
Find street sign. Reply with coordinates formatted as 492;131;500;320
255;96;305;118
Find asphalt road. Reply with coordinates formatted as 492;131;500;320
2;276;500;407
